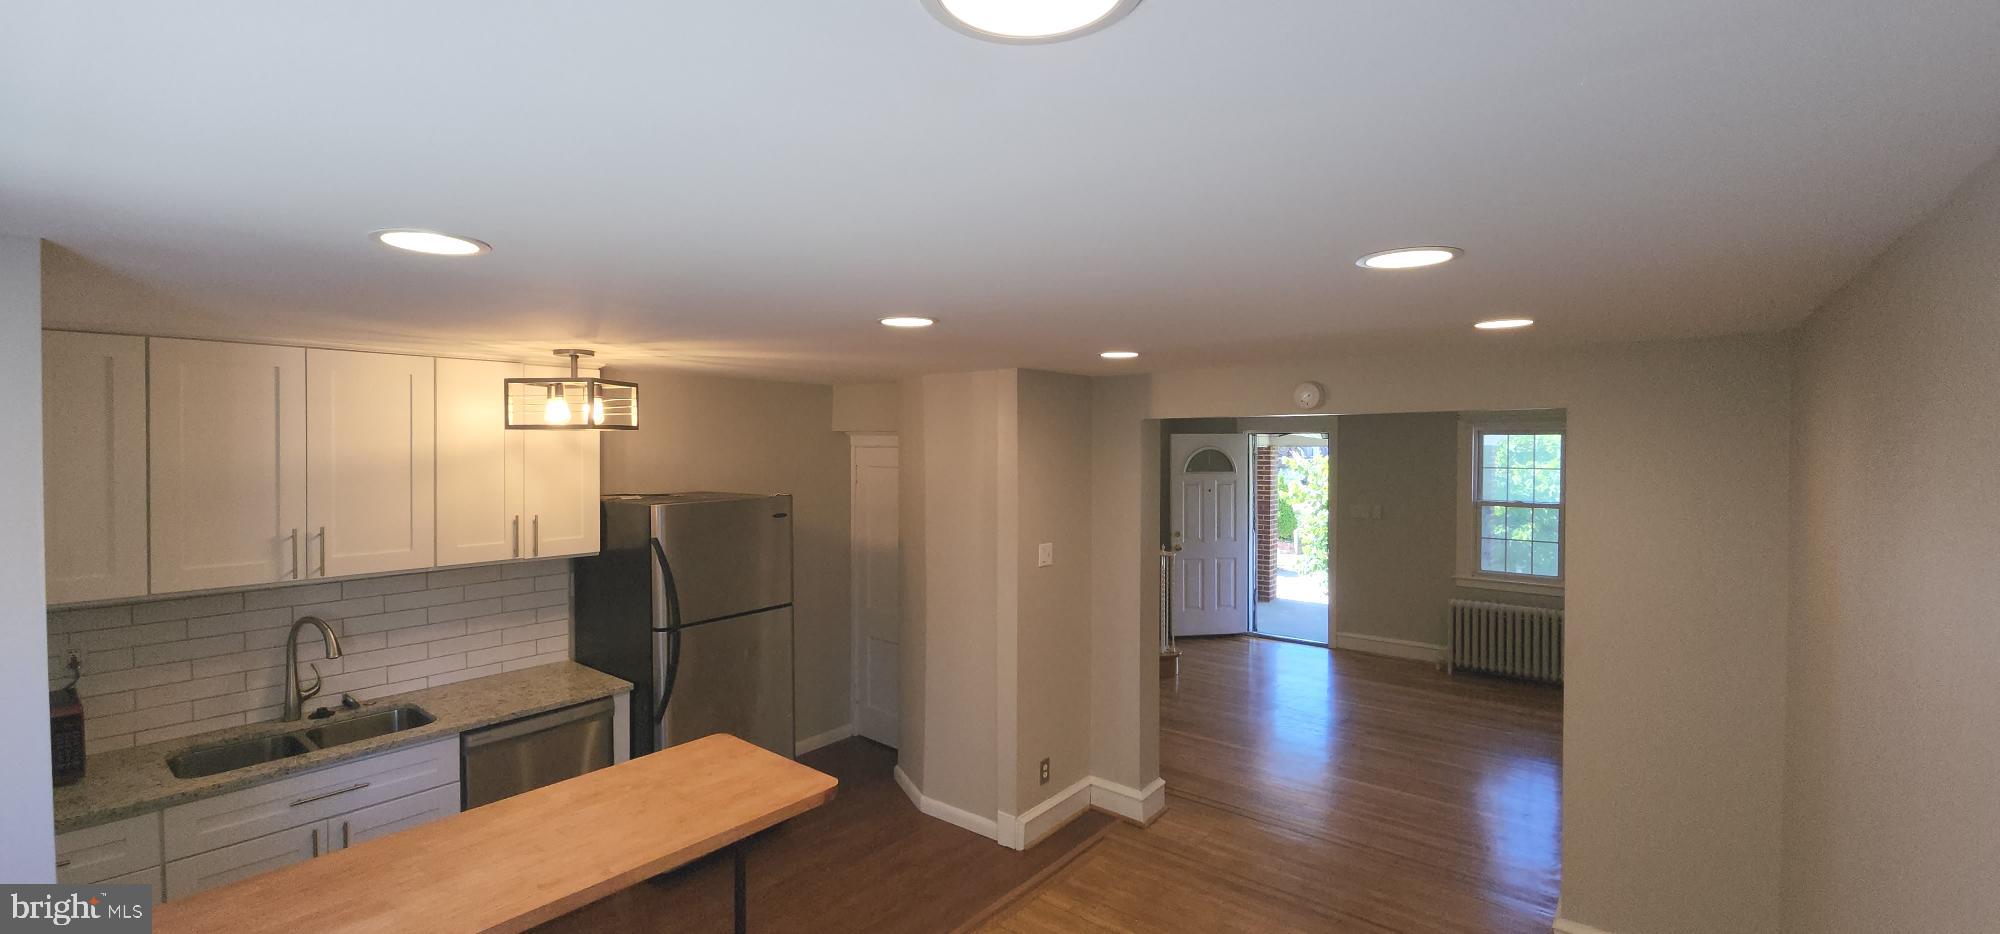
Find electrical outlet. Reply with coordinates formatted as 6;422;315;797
1039;758;1051;785
1036;543;1054;567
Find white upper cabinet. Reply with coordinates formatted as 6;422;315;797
435;358;526;566
306;349;436;577
521;363;601;558
150;339;308;594
43;331;150;604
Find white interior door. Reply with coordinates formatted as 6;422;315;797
1170;434;1251;637
851;436;901;747
306;349;436;577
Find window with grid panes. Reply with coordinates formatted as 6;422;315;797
1475;431;1563;579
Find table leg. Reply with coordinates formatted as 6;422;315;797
732;843;747;934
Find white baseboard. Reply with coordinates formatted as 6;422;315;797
997;777;1094;850
795;723;854;756
1088;776;1168;825
1552;918;1617;934
1333;631;1446;664
893;765;1000;841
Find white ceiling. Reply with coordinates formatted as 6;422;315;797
5;1;1998;382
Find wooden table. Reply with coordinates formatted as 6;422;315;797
155;734;837;934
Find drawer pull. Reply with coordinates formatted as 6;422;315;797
54;858;71;869
291;781;370;807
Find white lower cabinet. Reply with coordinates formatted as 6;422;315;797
331;783;460;850
166;821;326;897
56;812;163;902
161;739;460;900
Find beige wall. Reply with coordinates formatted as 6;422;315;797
1109;333;1793;934
831;381;900;433
895;378;928;788
2;237;55;882
1089;377;1160;792
1785;154;2000;933
902;370;1003;818
1333;413;1460;646
598;367;853;743
1010;370;1095;808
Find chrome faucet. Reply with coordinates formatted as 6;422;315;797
283;615;343;722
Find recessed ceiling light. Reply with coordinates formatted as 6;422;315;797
372;229;490;256
924;0;1141;42
880;316;936;328
1355;246;1461;270
1100;350;1140;359
1474;318;1535;330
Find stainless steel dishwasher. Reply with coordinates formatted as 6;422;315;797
460;698;615;809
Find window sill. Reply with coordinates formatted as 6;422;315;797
1454;575;1565;598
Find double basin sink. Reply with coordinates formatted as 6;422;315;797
166;706;435;779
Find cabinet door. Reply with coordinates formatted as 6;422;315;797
435;359;525;566
306;349;436;577
55;812;161;885
521;364;601;558
43;331;149;604
150;339;307;593
164;821;326;900
329;784;461;850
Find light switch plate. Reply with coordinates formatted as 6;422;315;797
1037;543;1054;567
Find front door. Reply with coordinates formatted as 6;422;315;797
1170;434;1251;637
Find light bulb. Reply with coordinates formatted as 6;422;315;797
591;398;605;425
544;395;572;425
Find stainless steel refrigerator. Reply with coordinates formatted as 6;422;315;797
573;493;794;759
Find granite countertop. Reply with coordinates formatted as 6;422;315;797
55;662;631;834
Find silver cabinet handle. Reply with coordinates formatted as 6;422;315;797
54;858;71;868
290;781;369;807
317;526;328;577
533;515;540;557
288;528;301;579
341;821;350;849
513;515;521;558
310;827;319;857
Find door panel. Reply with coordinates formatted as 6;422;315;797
43;331;149;603
306;349;435;577
1169;434;1251;636
652;496;793;622
165;821;323;900
851;440;900;747
149;339;307;593
435;358;525;566
659;608;794;758
331;784;461;849
521;363;600;558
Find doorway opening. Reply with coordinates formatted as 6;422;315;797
1251;433;1330;645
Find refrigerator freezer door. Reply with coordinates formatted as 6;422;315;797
651;496;793;624
656;607;794;759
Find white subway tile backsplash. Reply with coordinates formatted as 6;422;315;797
53;565;574;752
245;582;341;610
382;587;463;613
131;593;244;624
428;597;505;623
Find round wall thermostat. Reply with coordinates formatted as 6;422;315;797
1292;381;1325;410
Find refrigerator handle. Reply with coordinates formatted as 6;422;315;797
650;538;685;728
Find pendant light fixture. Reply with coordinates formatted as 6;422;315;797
505;350;638;430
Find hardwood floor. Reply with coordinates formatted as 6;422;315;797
538;636;1560;932
532;737;1112;934
979;636;1564;933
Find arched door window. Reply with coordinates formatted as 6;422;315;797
1184;448;1236;474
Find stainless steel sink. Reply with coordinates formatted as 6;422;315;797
164;705;435;779
303;705;435;748
167;733;314;779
